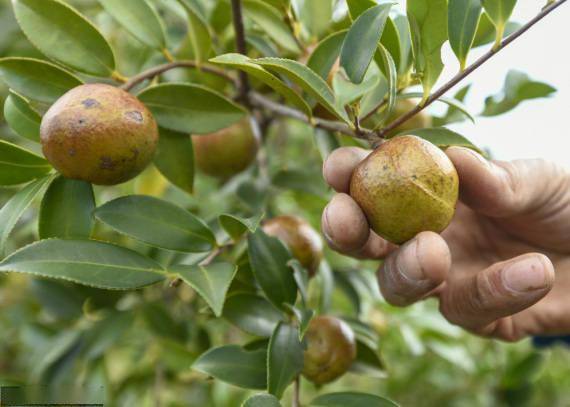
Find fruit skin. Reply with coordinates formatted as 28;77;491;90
363;99;432;135
350;135;459;244
262;215;323;277
302;316;357;385
192;119;258;179
40;84;158;185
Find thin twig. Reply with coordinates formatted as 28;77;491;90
169;246;224;288
292;376;301;407
376;0;567;138
231;0;251;104
121;61;236;92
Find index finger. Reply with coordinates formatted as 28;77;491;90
323;147;370;193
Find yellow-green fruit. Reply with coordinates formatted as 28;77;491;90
388;99;432;134
40;84;158;185
192;119;258;179
262;215;323;277
350;135;459;244
302;316;357;385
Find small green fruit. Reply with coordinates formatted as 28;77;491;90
350;135;459;244
302;316;357;385
192;119;258;179
40;84;158;185
262;215;323;277
363;99;432;135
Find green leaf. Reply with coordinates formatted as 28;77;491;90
432;85;472;125
211;54;312;119
172;262;237;317
83;311;134;360
254;58;350;124
407;0;448;100
242;0;299;53
371;44;397;128
154;127;194;194
39;176;95;239
340;3;394;84
350;340;386;379
0;140;52;186
394;15;414;75
402;128;485;155
138;83;246;134
0;176;52;256
310;392;399;407
284;302;314;340
223;293;286;337
177;0;212;63
272;169;327;197
219;212;264;241
307;30;347;81
0;57;82;103
0;239;166;289
3;91;41;142
481;0;517;46
193;345;267;390
482;70;556;116
94;195;216;252
98;0;167;51
472;12;520;48
242;394;282;407
397;92;475;123
448;0;483;70
267;323;304;399
288;260;309;306
298;0;333;39
12;0;116;77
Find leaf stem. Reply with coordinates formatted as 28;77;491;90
292;376;301;407
162;48;175;63
230;0;251;105
111;70;129;83
376;0;567;139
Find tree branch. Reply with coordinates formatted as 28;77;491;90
121;61;236;92
231;0;251;104
376;0;568;139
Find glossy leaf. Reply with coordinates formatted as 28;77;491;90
154;127;194;194
298;0;333;39
177;0;212;63
138;83;246;134
98;0;167;51
267;323;304;399
0;140;52;186
0;176;51;256
397;92;475;123
219;212;264;241
193;345;267;389
432;85;472;125
472;12;520;48
407;0;448;100
0;57;82;103
481;0;517;46
39;176;95;239
272;168;328;197
340;3;393;84
94;195;216;252
242;394;282;407
242;0;299;53
223;293;286;337
3;91;41;142
211;53;312;119
394;15;414;75
448;0;483;70
254;58;350;123
307;30;347;81
402;128;485;155
0;239;166;289
12;0;116;76
310;392;399;407
350;340;386;379
172;263;237;317
372;44;397;129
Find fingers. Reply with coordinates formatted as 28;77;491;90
439;253;555;340
446;147;568;218
323;147;369;193
378;232;450;306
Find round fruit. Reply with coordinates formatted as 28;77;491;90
302;316;357;385
262;215;323;277
350;135;459;244
364;99;432;135
192;119;258;179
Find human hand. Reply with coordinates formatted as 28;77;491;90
322;146;570;341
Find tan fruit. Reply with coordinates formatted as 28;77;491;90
192;118;258;179
262;215;323;277
350;135;459;244
40;84;158;185
302;316;357;385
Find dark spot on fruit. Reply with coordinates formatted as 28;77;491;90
82;98;100;109
412;174;418;180
100;156;115;170
125;110;143;123
78;119;85;125
68;148;76;157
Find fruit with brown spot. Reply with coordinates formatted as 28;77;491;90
350;135;459;244
262;215;323;277
302;316;357;385
192;118;258;179
40;84;158;185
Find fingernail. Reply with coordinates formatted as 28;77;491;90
395;239;424;281
503;256;550;293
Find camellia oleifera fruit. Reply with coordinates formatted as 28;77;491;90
262;215;323;277
192;118;258;179
302;316;357;385
363;99;432;135
350;135;459;244
40;84;158;185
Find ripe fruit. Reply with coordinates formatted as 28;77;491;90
262;215;323;277
363;99;432;135
40;84;158;185
302;316;357;385
192;119;258;179
350;135;459;244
